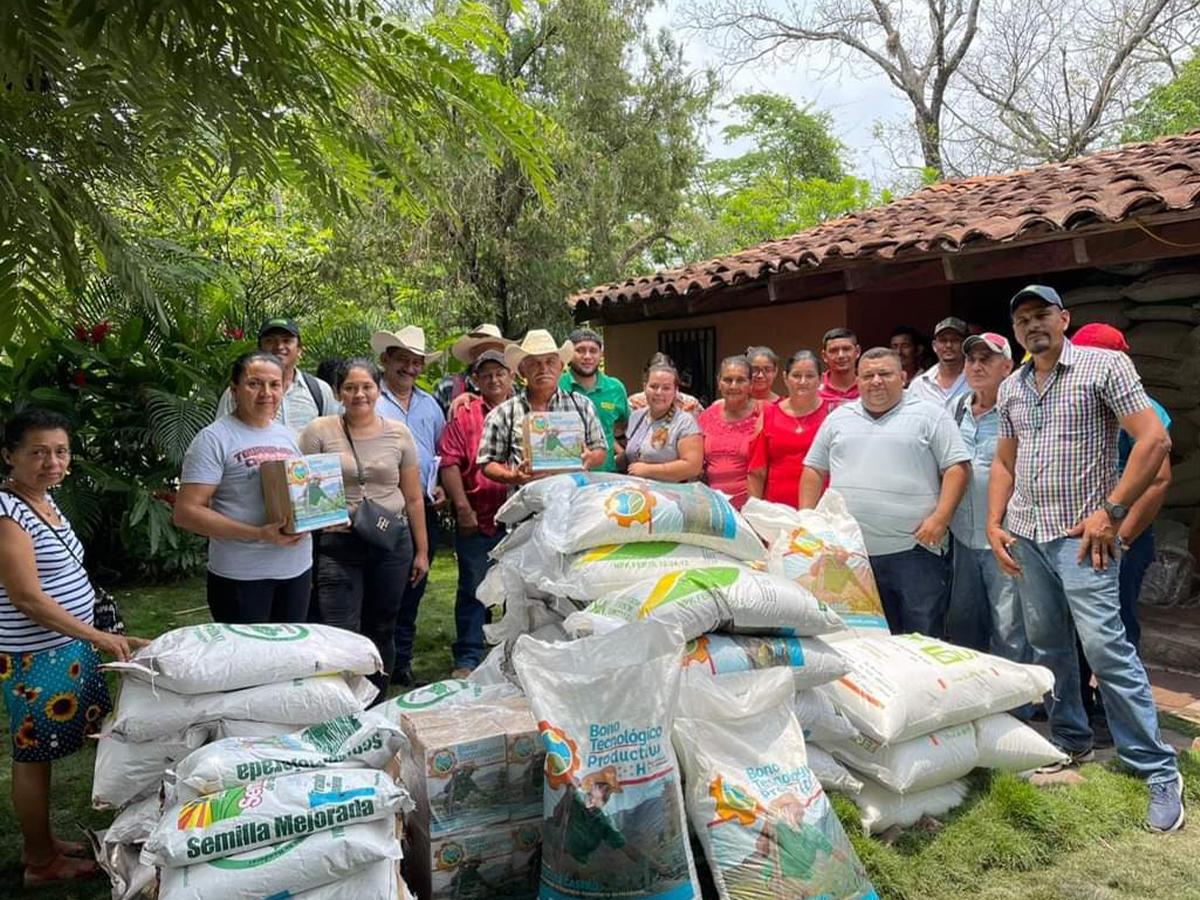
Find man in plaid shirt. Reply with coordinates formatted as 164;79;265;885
477;329;608;485
988;284;1183;833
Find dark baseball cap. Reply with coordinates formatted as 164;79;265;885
1009;285;1064;315
257;317;301;340
471;349;509;372
933;316;968;337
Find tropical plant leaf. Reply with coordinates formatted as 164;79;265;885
142;387;216;466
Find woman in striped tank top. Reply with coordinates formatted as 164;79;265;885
0;409;144;888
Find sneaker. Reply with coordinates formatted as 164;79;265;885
1036;746;1096;774
1147;773;1186;833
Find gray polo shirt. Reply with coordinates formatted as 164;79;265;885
804;394;970;556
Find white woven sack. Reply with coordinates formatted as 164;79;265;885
105;794;162;847
973;714;1067;771
108;623;382;694
793;689;860;744
673;669;877;900
143;767;407;868
494;471;627;525
853;779;970;834
172;714;407;801
819;634;1054;744
826;723;978;794
512;621;701;900
564;565;843;641
157;816;400;900
292;858;400;899
806;744;864;795
109;674;376;742
93;723;210;809
367;678;523;726
541;541;744;602
216;720;297;739
680;633;850;689
538;478;766;560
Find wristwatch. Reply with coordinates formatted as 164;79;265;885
1103;500;1128;522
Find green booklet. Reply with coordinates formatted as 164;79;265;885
522;411;584;472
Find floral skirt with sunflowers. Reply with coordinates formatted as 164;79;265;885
1;640;111;763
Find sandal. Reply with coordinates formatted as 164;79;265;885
22;853;98;889
20;839;89;864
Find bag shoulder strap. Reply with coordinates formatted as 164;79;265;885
0;487;84;568
303;372;325;415
953;393;971;427
339;416;367;488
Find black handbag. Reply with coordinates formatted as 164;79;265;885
340;417;409;552
1;487;126;634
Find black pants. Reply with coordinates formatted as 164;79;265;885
206;570;312;624
317;529;413;694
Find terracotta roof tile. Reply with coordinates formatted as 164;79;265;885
570;131;1200;311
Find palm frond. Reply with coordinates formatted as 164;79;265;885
142;386;216;466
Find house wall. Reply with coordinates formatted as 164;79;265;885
847;285;954;350
601;294;849;396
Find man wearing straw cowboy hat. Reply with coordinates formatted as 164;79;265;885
476;329;608;486
436;323;511;415
370;324;446;687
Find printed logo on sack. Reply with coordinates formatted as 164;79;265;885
681;635;712;668
223;624;310;642
395;679;476;710
639;567;741;619
708;776;764;827
177;784;263;830
430;748;458;776
786;527;825;557
603;486;655;528
538;721;580;789
209;836;307;870
434;841;466;871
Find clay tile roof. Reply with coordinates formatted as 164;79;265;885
570;130;1200;311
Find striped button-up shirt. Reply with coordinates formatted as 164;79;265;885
996;339;1152;542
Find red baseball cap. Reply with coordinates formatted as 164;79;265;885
963;332;1012;360
1072;323;1129;353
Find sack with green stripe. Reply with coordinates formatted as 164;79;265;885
538;541;744;602
563;566;844;641
142;768;408;868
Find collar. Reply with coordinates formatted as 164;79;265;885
1020;337;1076;381
562;369;606;393
850;394;911;421
821;371;856;393
381;383;432;407
519;387;568;409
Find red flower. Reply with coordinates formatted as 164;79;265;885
226;327;245;341
72;323;89;343
72;370;87;388
153;490;178;507
90;321;112;345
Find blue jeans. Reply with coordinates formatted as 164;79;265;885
1119;527;1154;650
393;505;440;674
1013;536;1177;784
947;538;1030;661
870;545;950;638
452;529;504;668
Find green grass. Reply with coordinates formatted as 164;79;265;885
1;562;1198;898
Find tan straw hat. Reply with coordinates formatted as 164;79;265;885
370;325;443;363
450;323;511;364
503;329;573;371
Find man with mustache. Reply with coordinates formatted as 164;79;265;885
988;285;1183;833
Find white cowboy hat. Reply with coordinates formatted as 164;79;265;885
370;325;443;363
450;323;512;364
503;329;574;371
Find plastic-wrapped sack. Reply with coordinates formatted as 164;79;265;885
157;815;401;899
172;714;407;800
484;592;576;645
143;767;407;867
564;566;843;641
93;724;210;809
825;723;978;794
367;678;523;726
542;542;745;602
109;674;377;742
470;624;568;689
673;669;878;900
539;479;766;561
743;495;890;635
852;779;970;835
793;690;860;744
108;623;382;694
292;858;403;899
820;634;1054;744
106;794;162;847
512;621;701;899
495;472;627;526
216;720;297;739
806;746;864;795
973;714;1068;771
682;634;849;690
88;827;156;900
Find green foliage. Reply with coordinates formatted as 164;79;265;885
1124;51;1200;142
0;0;552;348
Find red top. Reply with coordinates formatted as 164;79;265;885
697;402;762;510
818;371;859;407
437;394;508;536
749;399;831;507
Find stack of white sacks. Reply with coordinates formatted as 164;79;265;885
92;622;412;899
472;476;1065;843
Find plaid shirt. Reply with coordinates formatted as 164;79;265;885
997;338;1152;542
475;388;607;470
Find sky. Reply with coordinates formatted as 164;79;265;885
649;0;914;187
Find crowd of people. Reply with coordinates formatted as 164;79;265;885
0;283;1185;884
